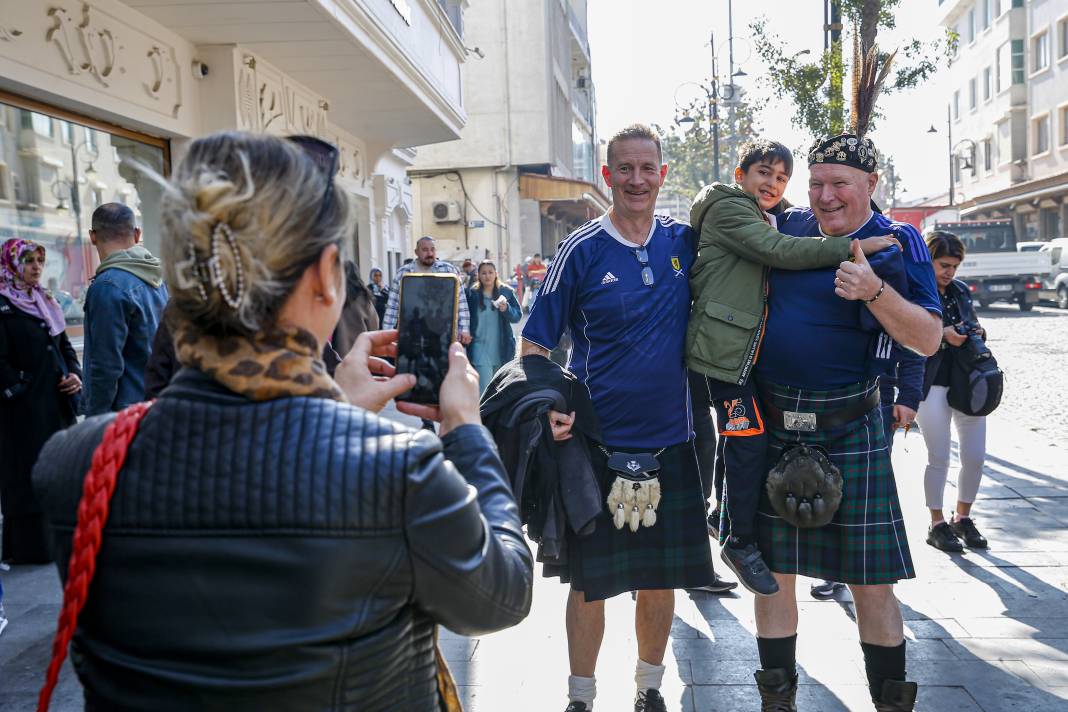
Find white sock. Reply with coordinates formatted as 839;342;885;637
568;674;596;708
635;658;666;692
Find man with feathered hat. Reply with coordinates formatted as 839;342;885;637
746;46;944;711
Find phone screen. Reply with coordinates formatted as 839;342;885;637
396;273;460;404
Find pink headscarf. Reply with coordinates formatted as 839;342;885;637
0;239;67;336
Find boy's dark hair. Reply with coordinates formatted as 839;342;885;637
925;230;966;261
737;139;794;177
606;124;662;165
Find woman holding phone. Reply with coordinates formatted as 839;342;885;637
467;260;522;393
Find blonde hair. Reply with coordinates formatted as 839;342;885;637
159;131;352;335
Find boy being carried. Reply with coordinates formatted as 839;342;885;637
686;139;897;595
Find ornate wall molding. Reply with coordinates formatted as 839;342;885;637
0;25;22;42
46;5;115;87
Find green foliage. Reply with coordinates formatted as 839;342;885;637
656;92;761;200
750;2;956;142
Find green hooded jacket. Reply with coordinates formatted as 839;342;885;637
686;182;854;385
95;245;164;288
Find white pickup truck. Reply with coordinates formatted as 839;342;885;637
934;220;1050;311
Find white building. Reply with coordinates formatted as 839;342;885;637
408;0;608;276
0;0;468;342
937;0;1068;240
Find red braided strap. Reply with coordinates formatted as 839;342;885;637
38;401;154;712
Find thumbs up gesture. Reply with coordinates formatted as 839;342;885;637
835;239;883;302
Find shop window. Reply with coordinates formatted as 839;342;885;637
31;113;53;137
0;97;167;328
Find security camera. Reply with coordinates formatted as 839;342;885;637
192;60;210;79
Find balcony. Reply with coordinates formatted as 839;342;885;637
568;2;590;61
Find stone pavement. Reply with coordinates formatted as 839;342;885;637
2;409;1066;711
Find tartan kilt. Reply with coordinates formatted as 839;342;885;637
754;379;915;585
548;440;714;602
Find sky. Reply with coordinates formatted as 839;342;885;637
587;0;949;206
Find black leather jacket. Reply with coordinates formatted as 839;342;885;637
33;368;533;712
922;278;978;398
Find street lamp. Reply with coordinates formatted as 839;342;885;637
927;107;977;208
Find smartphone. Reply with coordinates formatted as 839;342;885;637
396;273;461;404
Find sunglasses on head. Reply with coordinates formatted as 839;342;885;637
286;135;340;223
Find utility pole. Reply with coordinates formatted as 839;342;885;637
710;31;721;182
947;104;955;207
826;0;844;134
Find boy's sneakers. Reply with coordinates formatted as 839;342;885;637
810;580;845;600
720;541;779;596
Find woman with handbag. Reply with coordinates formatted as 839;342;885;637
31;132;532;712
0;239;81;564
915;231;990;553
466;260;521;393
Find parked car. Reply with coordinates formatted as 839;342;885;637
935;220;1048;311
1018;238;1068;309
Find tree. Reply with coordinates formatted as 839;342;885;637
750;0;957;142
657;88;762;202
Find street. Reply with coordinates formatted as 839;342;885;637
2;330;1067;711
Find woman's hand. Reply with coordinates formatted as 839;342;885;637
58;373;81;395
943;325;967;347
334;330;415;414
396;343;482;436
547;410;575;441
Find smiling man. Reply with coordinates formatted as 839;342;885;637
519;124;713;712
749;133;942;712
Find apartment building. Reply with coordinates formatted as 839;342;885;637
0;0;467;341
937;0;1068;239
409;0;608;273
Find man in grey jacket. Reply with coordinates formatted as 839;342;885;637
82;203;168;415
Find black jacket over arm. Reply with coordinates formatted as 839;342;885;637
33;368;532;712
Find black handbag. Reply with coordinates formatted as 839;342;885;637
946;335;1003;417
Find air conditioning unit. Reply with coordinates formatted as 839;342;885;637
432;200;461;223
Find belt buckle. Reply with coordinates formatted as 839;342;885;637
783;410;817;432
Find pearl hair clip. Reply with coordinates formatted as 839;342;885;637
173;221;246;309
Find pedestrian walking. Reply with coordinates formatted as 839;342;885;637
381;236;471;344
0;239;81;565
331;260;379;358
522;124;713;712
466;260;521;393
915;230;990;553
32;131;532;712
82;203;168;415
368;267;388;323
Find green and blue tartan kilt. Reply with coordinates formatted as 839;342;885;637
754;379;915;585
549;440;714;602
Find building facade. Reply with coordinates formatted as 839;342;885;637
0;0;467;346
937;0;1068;239
409;0;607;276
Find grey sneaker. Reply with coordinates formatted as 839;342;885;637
687;570;738;594
810;579;845;600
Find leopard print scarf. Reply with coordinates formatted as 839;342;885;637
173;321;346;403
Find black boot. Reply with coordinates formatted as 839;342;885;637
754;668;798;712
873;679;917;711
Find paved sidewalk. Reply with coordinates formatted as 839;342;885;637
2;411;1065;711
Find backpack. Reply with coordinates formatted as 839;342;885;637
946;335;1003;417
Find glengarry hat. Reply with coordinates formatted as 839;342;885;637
807;133;878;173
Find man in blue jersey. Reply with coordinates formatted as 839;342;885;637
749;133;942;712
520;124;713;712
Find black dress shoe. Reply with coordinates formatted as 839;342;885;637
564;703;589;712
926;522;963;553
873;679;918;711
950;517;988;549
721;541;780;596
634;688;667;712
754;668;798;712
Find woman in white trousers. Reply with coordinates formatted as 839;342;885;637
915;231;989;553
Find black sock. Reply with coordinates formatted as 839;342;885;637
860;641;906;700
756;635;797;672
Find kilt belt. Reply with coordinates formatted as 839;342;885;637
760;387;880;433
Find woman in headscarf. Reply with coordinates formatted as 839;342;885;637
0;239;81;564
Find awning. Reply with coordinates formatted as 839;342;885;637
959;171;1068;217
519;174;610;224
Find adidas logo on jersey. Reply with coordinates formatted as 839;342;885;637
601;272;619;285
